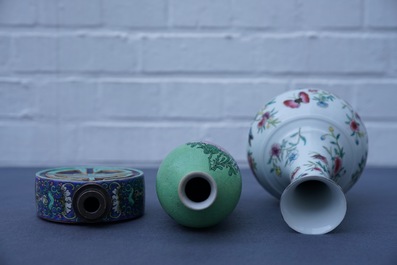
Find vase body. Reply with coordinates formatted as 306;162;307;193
248;89;368;234
156;142;242;228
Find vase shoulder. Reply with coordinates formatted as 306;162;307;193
248;89;368;198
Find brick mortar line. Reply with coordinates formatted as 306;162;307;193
0;26;397;33
2;76;397;83
1;30;397;38
0;73;395;79
0;119;248;127
0;77;392;84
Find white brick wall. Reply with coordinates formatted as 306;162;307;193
0;0;396;168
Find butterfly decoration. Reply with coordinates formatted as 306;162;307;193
283;91;310;108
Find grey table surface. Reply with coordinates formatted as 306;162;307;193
0;167;396;265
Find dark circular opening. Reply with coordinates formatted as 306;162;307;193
185;177;211;203
72;184;111;222
294;180;332;211
83;196;101;213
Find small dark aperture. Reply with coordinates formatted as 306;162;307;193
83;196;101;213
185;177;211;203
294;180;332;210
73;184;111;222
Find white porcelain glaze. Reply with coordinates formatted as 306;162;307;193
247;89;368;234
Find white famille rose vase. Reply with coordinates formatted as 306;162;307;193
247;89;368;235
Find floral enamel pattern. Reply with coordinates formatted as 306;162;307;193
108;181;143;219
350;152;367;185
60;184;72;216
255;108;280;132
308;89;336;108
35;168;145;223
268;128;306;177
343;105;365;145
35;180;75;221
247;150;257;176
291;169;309;181
187;142;239;176
253;99;280;133
305;126;347;182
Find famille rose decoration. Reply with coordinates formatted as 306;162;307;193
156;142;242;228
35;167;145;223
248;89;368;235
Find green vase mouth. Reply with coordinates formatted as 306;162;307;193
178;171;218;211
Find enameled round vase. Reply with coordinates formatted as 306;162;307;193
156;142;242;228
247;89;368;234
35;167;145;223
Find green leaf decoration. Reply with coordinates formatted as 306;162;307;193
300;136;307;145
187;142;239;176
48;192;54;210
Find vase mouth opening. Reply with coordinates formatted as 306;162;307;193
178;171;217;211
73;184;111;222
280;176;346;235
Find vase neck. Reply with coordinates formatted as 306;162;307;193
271;126;345;184
280;175;347;234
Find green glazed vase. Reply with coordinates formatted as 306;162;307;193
156;142;242;228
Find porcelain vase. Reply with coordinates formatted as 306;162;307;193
247;89;368;234
156;142;242;228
